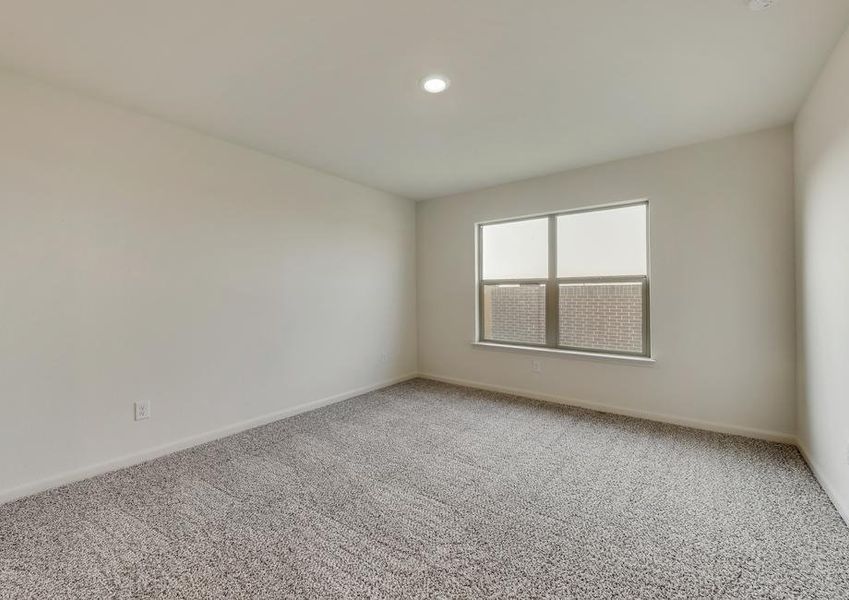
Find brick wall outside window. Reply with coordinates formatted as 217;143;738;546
484;282;644;353
483;284;546;345
558;283;643;353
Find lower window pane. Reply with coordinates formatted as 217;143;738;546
482;284;546;345
558;282;644;354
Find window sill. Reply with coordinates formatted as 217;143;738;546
472;341;656;365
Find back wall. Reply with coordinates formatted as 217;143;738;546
417;126;796;440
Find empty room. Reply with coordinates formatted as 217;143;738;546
2;1;849;598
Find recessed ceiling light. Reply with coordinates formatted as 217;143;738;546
748;0;775;10
421;75;450;94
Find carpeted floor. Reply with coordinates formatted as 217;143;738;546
1;379;847;599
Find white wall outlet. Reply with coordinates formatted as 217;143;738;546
531;359;542;373
134;400;151;421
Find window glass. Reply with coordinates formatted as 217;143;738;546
556;204;646;277
481;218;548;280
559;282;644;353
482;284;546;345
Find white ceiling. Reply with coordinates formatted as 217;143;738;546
1;1;848;199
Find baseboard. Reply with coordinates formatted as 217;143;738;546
0;373;418;506
10;371;842;528
418;373;797;444
796;442;849;528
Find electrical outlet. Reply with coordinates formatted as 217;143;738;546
134;400;151;421
531;359;542;374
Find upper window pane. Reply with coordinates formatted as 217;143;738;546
556;204;647;277
481;218;548;280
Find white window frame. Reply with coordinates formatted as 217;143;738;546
476;200;651;358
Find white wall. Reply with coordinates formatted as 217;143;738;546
417;127;796;440
795;27;849;522
0;71;417;501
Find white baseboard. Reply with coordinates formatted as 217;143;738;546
796;442;849;528
0;373;418;506
419;373;797;444
9;371;846;532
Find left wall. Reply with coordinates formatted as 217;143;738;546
0;71;418;501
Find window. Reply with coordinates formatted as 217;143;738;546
478;201;649;357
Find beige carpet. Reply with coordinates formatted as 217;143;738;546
1;379;847;599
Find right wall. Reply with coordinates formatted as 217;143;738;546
795;25;849;523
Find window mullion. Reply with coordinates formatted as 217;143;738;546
545;215;558;347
